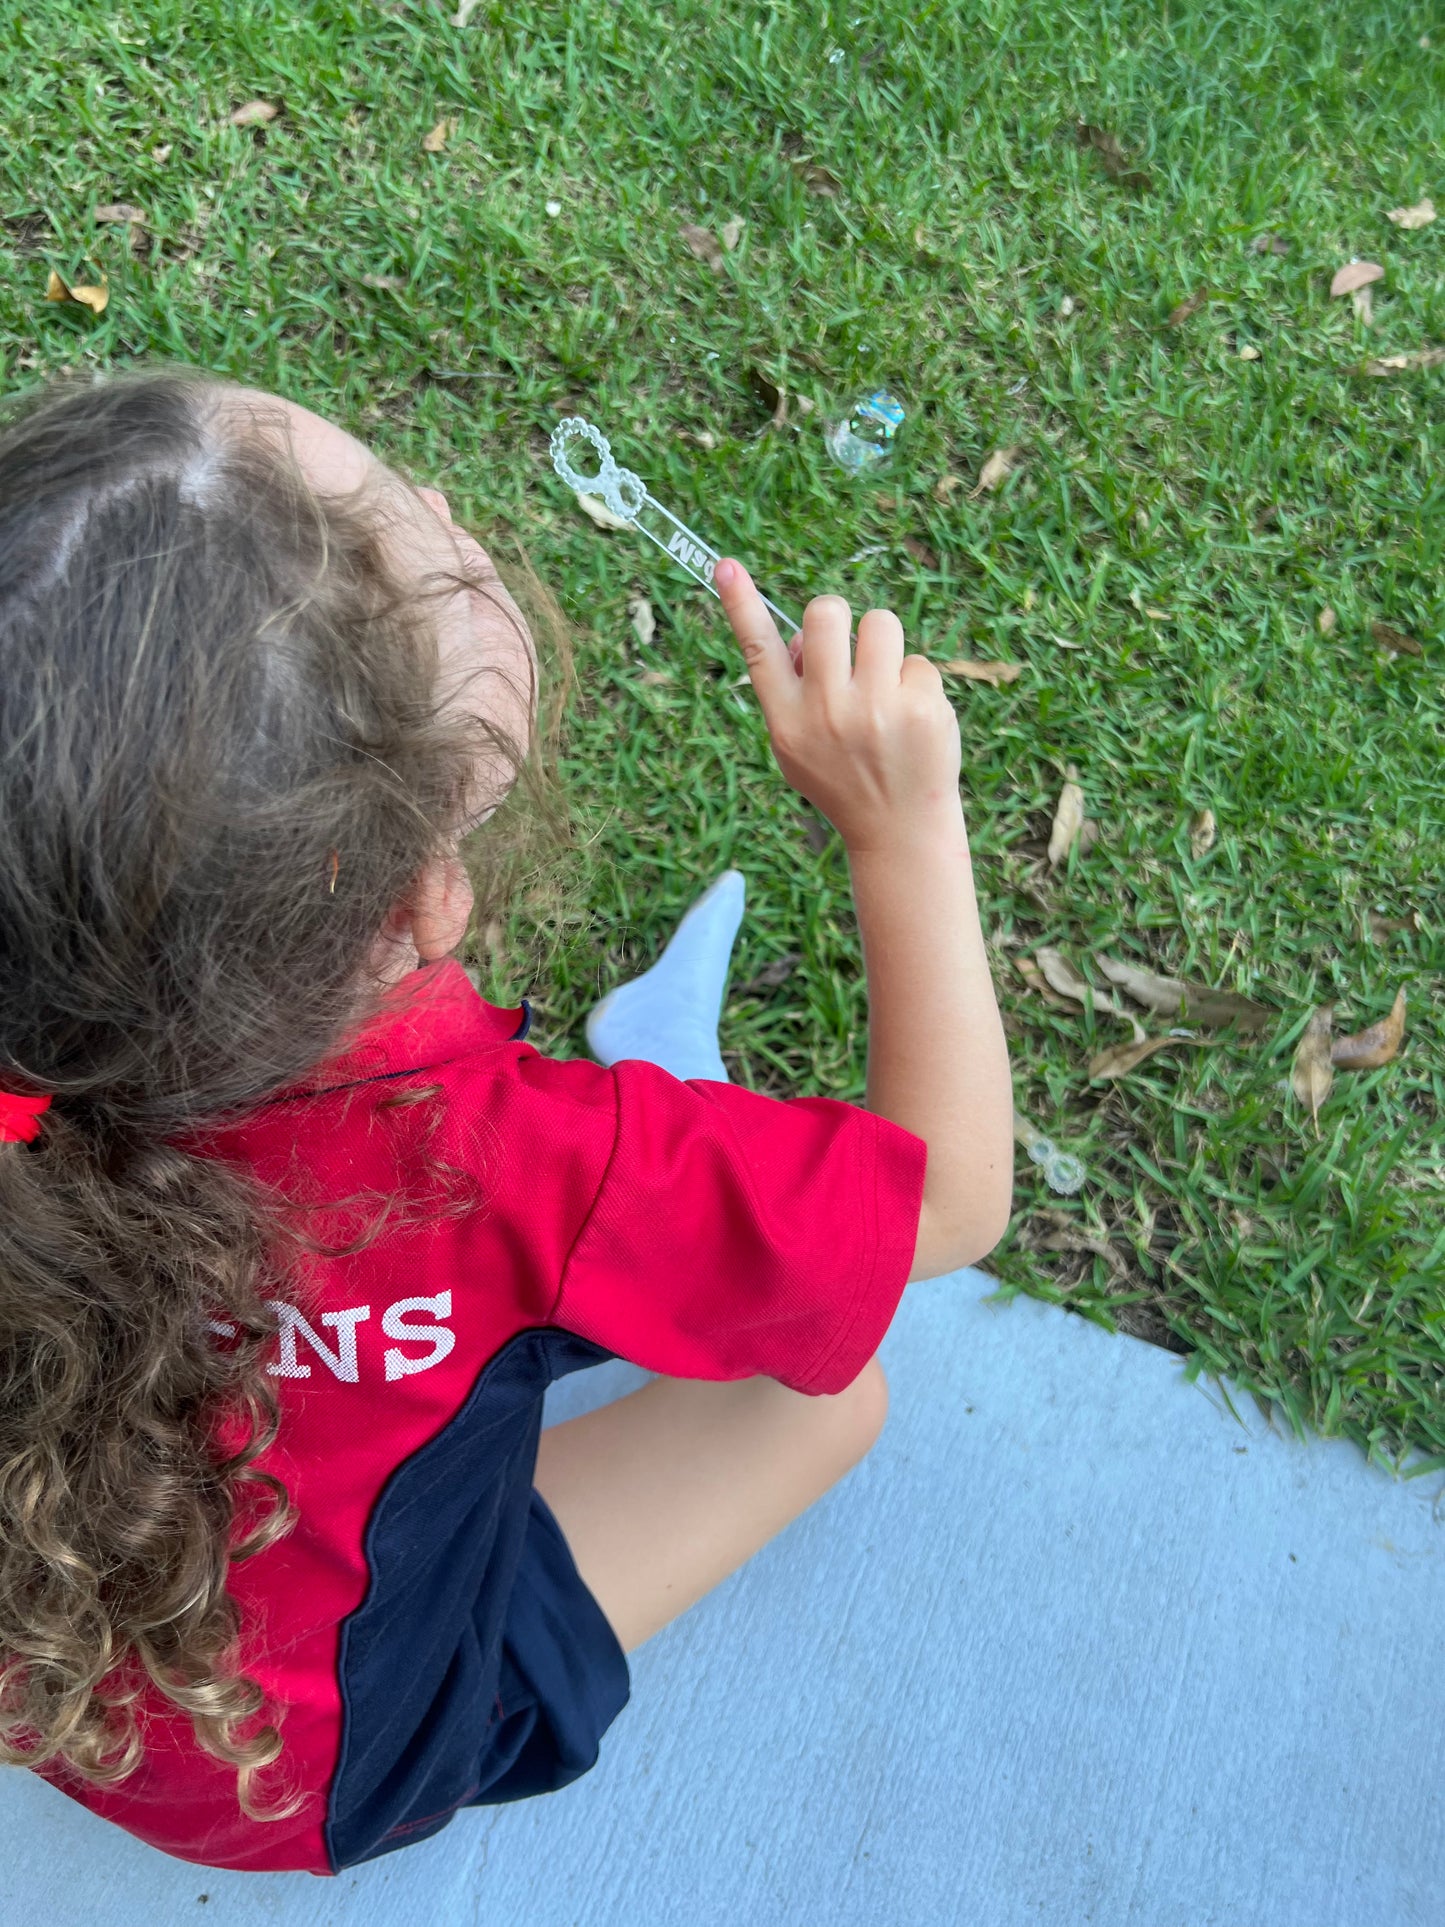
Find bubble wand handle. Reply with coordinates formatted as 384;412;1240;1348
549;416;800;638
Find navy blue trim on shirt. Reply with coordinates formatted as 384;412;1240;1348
512;998;533;1043
323;1324;616;1873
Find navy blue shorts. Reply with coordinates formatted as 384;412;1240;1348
468;1488;633;1807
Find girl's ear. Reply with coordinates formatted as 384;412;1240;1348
408;851;475;963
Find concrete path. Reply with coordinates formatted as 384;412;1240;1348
4;1266;1441;1926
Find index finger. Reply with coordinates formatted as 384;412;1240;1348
714;558;803;703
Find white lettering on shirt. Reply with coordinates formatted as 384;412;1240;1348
382;1291;457;1381
266;1301;372;1382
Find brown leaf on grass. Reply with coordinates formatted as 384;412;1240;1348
94;202;147;226
1363;346;1445;375
576;492;632;531
943;658;1024;686
1074;122;1153;192
44;269;108;314
934;472;963;502
1371;620;1423;657
1167;289;1209;327
802;813;832;854
1034;948;1146;1038
1031;1214;1129;1276
1330;260;1384;298
1318;606;1337;635
1089;1035;1201;1079
681;223;726;272
637;669;672;686
794;163;842;197
719;217;745;251
1331;988;1406;1069
1047;771;1086;866
1386;198;1436;230
746;366;788;428
903;534;941;570
969;447;1022;498
229;99;279;127
1189;808;1217;858
421;117;454;153
740;952;800;994
1094;953;1273;1030
1014;955;1074;1008
627;595;656;649
1250;232;1290;256
1367;911;1419;943
1291;1007;1334;1125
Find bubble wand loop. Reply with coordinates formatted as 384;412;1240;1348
549;417;801;638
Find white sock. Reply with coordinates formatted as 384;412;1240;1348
585;871;746;1082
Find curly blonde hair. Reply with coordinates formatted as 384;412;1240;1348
0;366;573;1818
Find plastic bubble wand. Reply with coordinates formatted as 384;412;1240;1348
549;416;802;637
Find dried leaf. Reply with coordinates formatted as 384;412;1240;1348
1189;808;1216;857
1047;773;1085;867
1331;988;1406;1069
903;534;941;570
637;669;672;686
421;117;454;152
229;99;279;126
719;217;745;251
1089;1035;1197;1080
795;163;842;197
480;916;504;955
1167;289;1208;327
1386;198;1436;230
576;493;632;531
1371;620;1423;657
1014;955;1074;1008
1330;260;1384;298
746;366;787;428
1034;949;1146;1039
934;472;963;502
1034;1222;1128;1276
942;659;1023;686
627;595;655;648
740;952;800;994
1094;953;1273;1031
44;269;108;314
1317;606;1337;635
1363;346;1445;375
968;446;1022;499
1250;232;1290;256
682;428;718;450
1237;343;1262;361
1074;122;1152;192
1291;1007;1334;1126
1367;911;1419;943
93;202;146;226
681;223;725;272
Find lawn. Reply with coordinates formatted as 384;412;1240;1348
2;0;1441;1473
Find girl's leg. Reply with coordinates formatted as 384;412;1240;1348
533;1357;888;1655
560;869;889;1655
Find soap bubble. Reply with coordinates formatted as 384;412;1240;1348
824;388;907;475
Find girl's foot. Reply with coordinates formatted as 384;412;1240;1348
585;870;746;1082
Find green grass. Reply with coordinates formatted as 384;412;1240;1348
2;0;1441;1475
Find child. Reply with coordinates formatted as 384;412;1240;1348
0;367;1012;1876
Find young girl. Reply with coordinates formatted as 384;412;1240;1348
0;366;1012;1876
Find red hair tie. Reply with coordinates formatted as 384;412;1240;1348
0;1090;51;1144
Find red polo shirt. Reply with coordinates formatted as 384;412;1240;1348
38;959;927;1873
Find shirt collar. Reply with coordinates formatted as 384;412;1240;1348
275;959;531;1101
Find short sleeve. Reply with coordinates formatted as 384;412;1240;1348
551;1059;927;1395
